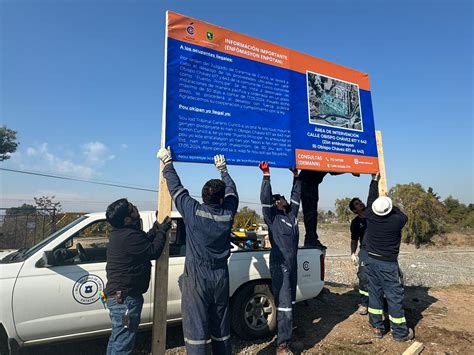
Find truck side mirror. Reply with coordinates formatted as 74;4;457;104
37;250;60;267
65;239;73;249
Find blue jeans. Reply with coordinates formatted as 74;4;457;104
106;294;144;355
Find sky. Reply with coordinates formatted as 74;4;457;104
1;0;473;213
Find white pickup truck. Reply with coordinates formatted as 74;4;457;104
0;211;325;353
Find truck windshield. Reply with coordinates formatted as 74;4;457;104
5;216;88;262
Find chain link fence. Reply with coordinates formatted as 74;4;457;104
0;208;83;250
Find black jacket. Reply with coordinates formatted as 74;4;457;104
350;216;367;248
365;180;408;261
105;223;166;297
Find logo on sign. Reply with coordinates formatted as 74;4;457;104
206;30;214;41
72;274;104;305
186;22;195;36
303;261;310;271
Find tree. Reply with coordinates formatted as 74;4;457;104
389;183;447;245
443;196;473;228
0;125;19;161
233;207;260;230
34;195;62;214
335;197;352;223
317;208;326;223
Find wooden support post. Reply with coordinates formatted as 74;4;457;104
375;130;388;196
152;16;172;352
402;341;424;355
151;162;172;354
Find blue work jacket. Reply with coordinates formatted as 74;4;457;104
260;175;301;265
163;163;239;269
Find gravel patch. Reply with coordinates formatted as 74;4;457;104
324;251;474;288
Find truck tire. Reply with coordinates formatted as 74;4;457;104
230;282;276;340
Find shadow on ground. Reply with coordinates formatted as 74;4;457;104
19;286;439;355
19;324;184;355
255;282;359;354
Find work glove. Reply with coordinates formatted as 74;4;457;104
351;253;359;265
156;216;172;233
289;167;298;177
157;146;172;165
214;154;227;174
259;161;270;176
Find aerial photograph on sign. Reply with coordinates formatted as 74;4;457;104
307;71;363;131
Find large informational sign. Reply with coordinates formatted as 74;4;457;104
164;11;379;173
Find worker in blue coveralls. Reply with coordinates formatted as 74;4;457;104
365;173;415;341
349;196;369;315
157;147;238;355
259;161;301;354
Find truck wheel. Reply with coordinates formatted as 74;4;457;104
231;282;276;340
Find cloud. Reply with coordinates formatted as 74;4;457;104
26;147;37;156
82;141;115;166
11;142;115;178
120;143;128;150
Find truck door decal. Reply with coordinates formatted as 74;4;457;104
72;274;104;305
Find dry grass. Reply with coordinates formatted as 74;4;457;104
431;232;474;248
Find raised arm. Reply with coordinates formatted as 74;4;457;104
157;147;199;218
259;162;275;225
366;173;380;209
128;217;172;260
392;206;408;228
214;154;239;214
289;168;301;216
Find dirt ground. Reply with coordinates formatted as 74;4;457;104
226;284;474;354
22;285;474;355
281;284;474;354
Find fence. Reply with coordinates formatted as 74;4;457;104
0;208;83;250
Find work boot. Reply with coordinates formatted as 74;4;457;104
312;239;327;250
290;341;304;353
372;327;383;339
276;343;294;354
358;305;368;315
394;328;415;342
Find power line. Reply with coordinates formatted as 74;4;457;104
0;167;261;206
1;167;158;193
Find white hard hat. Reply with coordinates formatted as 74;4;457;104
372;196;393;216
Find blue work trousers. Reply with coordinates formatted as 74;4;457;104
366;257;409;339
271;260;297;346
357;248;369;307
180;264;231;355
106;294;144;355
